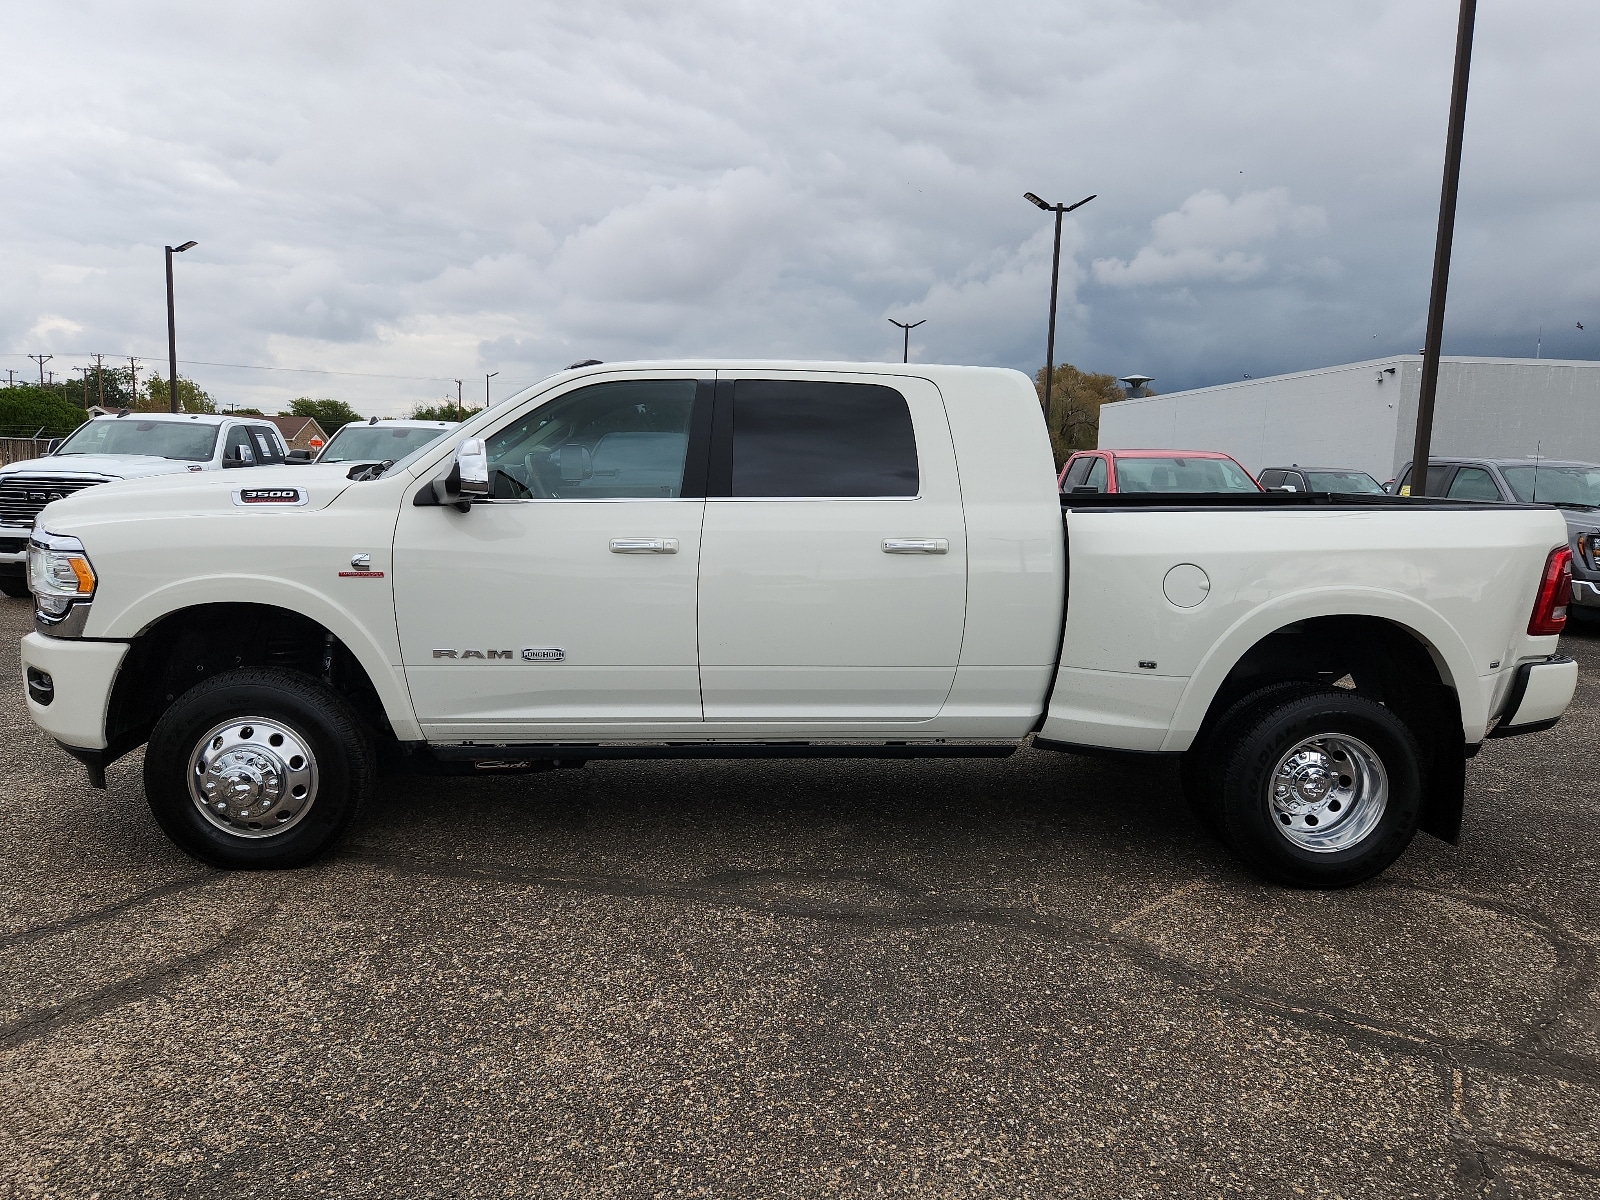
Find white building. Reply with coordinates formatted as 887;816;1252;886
1097;356;1600;481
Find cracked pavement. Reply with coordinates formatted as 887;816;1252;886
1;598;1598;1198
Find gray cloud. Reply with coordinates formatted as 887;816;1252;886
4;0;1599;413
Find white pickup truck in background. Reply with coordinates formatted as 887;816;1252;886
0;411;291;597
19;362;1579;886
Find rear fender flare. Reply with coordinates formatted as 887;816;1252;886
1159;587;1480;752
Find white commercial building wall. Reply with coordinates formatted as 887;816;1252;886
1098;356;1600;481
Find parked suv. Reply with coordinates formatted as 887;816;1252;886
1258;466;1385;494
1060;448;1261;493
1391;456;1600;621
0;412;289;597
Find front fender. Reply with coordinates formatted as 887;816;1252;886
94;574;422;742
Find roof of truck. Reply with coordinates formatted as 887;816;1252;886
1095;448;1238;459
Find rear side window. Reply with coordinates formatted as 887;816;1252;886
732;380;918;498
1258;469;1285;489
1084;457;1107;491
1062;457;1093;489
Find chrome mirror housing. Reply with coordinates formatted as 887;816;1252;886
430;438;491;510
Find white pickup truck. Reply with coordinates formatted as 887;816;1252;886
0;411;291;597
19;362;1579;886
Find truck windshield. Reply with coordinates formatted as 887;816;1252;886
1114;456;1260;493
1304;470;1384;494
1502;464;1600;506
54;419;219;462
319;425;452;463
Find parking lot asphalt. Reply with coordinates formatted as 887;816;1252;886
1;598;1598;1199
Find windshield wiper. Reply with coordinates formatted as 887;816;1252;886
346;459;393;482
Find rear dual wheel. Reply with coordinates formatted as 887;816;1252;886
1188;686;1424;888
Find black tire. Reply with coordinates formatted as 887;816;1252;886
1210;688;1423;888
1182;681;1321;835
0;576;29;599
144;667;374;869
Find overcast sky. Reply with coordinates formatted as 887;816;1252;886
3;0;1598;415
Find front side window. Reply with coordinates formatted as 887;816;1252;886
1112;456;1259;493
224;426;256;465
54;418;219;462
484;380;696;499
1446;467;1501;501
1062;456;1093;489
731;380;917;498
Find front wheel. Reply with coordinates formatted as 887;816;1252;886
144;667;375;868
1211;688;1423;888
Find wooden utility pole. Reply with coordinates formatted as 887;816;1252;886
128;357;140;406
93;353;106;408
1409;0;1478;495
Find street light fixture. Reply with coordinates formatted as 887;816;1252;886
1023;192;1095;430
165;240;198;413
888;318;925;364
485;371;499;409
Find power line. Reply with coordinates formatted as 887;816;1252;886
0;351;464;383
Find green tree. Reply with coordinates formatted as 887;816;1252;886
287;397;362;434
141;374;218;414
409;401;480;422
1034;363;1131;468
0;387;92;438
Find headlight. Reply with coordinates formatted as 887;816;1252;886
28;529;96;619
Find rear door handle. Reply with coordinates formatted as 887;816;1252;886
610;538;679;554
882;538;949;554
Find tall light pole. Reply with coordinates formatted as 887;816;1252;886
888;318;925;364
1409;0;1477;496
165;240;197;413
454;379;463;421
1023;192;1095;429
485;371;498;410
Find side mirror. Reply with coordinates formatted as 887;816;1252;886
556;444;593;484
429;438;490;510
44;439;62;454
222;443;256;468
286;448;312;463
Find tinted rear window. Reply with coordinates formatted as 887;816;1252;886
732;380;918;498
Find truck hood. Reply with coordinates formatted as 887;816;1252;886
0;453;196;481
36;463;360;533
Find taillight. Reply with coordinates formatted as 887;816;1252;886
1529;545;1573;636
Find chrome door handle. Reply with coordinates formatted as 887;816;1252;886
610;538;679;554
882;538;949;554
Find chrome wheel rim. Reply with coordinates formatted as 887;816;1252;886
186;716;319;839
1267;732;1388;853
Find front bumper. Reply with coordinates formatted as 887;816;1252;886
0;525;30;574
19;632;128;752
1488;654;1578;738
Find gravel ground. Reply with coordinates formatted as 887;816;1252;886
1;596;1597;1199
